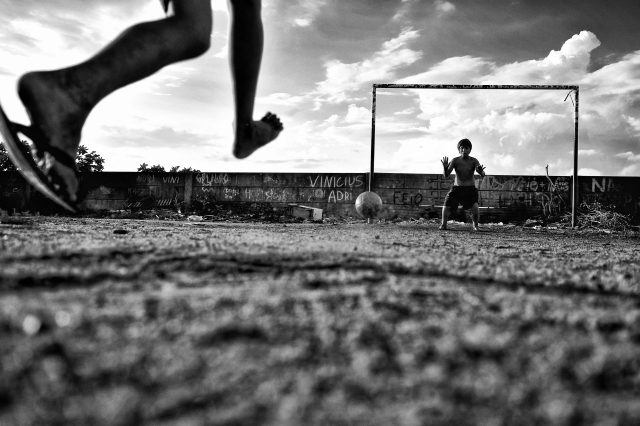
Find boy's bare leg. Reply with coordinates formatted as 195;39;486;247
230;0;282;159
16;0;212;201
471;203;480;231
440;206;451;230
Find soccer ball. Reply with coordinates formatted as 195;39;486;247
355;191;383;219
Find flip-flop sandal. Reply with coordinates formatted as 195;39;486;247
0;103;79;213
15;122;81;208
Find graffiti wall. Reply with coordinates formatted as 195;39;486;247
1;172;639;223
374;173;572;222
191;173;366;216
579;176;640;219
478;175;571;221
77;172;187;211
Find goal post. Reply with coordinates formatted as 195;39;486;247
369;83;580;227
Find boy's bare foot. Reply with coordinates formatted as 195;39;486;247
473;225;480;231
439;224;447;230
18;71;87;202
233;112;283;159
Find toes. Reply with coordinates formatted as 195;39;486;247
261;112;283;131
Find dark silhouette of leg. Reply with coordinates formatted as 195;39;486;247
17;0;212;201
230;0;282;159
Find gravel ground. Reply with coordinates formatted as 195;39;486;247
1;217;640;425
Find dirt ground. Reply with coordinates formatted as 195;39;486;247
1;216;640;426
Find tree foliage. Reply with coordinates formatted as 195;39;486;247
169;166;201;173
137;163;200;173
137;163;166;173
76;145;105;172
2;140;198;174
1;141;104;172
0;140;30;171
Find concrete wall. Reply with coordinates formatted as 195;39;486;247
579;176;640;220
1;171;639;223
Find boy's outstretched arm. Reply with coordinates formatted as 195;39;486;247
441;156;454;177
476;163;486;177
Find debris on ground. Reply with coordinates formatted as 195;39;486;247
563;201;634;233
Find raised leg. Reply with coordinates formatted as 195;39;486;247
17;0;212;201
230;0;282;159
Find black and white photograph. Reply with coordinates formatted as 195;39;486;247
1;0;639;424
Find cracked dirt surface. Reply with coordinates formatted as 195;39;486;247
1;217;640;425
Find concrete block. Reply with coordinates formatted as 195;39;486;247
287;204;323;221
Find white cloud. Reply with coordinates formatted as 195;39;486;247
524;164;545;175
387;31;640;175
326;114;340;125
584;50;640;95
314;28;422;103
394;107;418;116
542;31;601;73
493;153;515;168
294;18;312;27
344;104;371;124
620;164;640;175
401;56;494;85
578;50;640;142
257;92;307;107
434;0;456;16
579;168;603;176
625;115;640;135
616;152;640;162
483;30;601;84
288;1;328;27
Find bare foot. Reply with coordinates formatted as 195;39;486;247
18;71;86;202
439;224;447;230
233;112;283;159
473;225;480;231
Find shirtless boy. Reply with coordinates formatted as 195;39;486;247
440;138;486;231
4;0;282;209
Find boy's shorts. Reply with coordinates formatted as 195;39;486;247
444;186;479;210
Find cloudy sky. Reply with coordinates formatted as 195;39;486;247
0;0;639;176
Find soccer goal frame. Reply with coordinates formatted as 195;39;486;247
369;83;580;227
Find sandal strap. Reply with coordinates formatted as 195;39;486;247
12;122;78;174
41;144;78;173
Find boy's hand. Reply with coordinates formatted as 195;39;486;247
477;164;486;176
441;156;449;170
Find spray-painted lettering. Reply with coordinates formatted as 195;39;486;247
196;173;230;186
163;176;180;184
327;190;354;203
309;175;364;188
591;177;617;193
393;191;423;206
